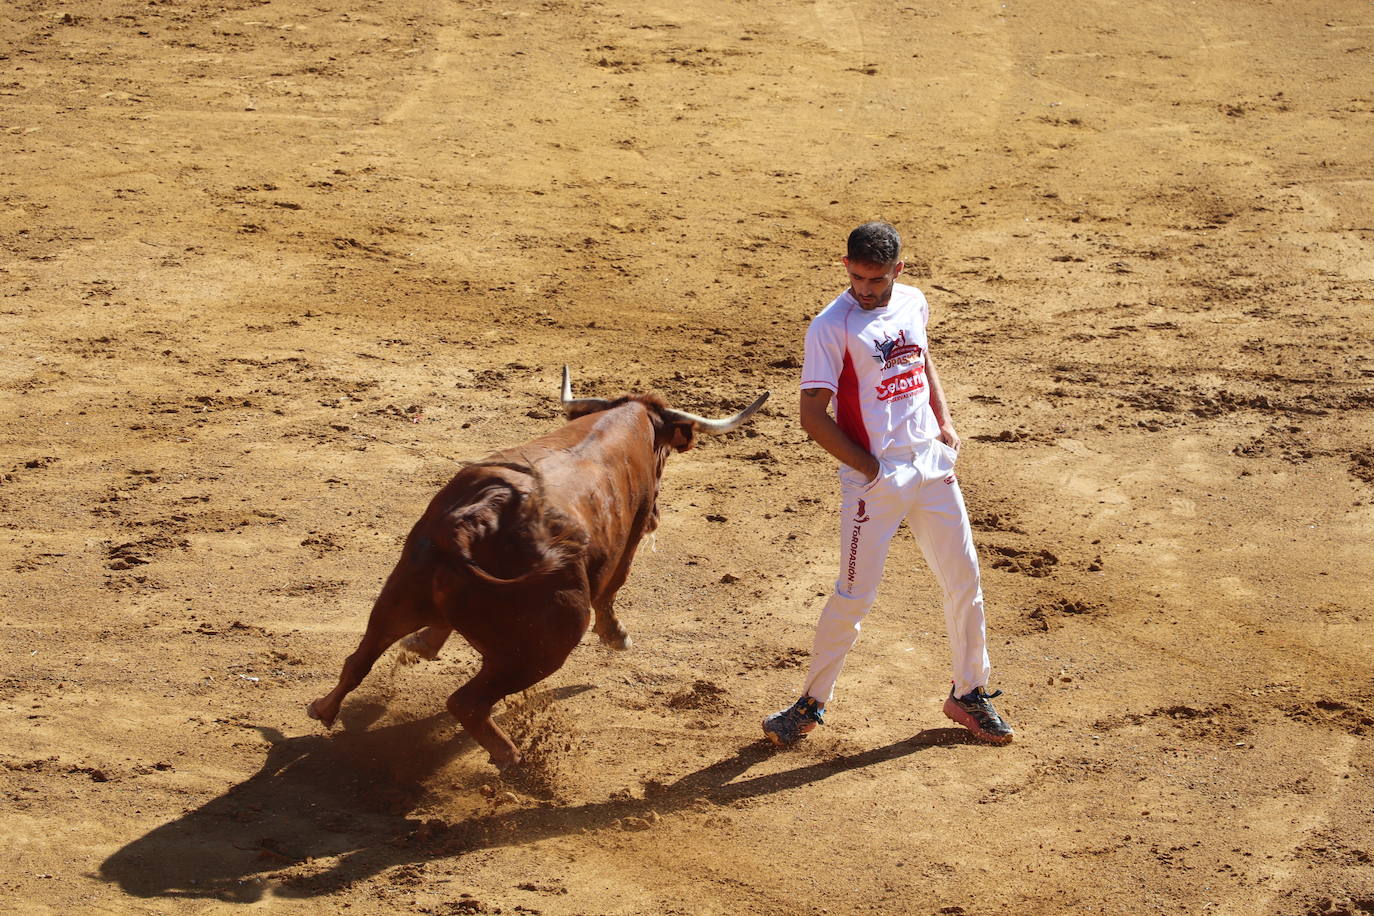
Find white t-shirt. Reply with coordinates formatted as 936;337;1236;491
800;283;941;458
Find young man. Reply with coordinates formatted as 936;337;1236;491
763;221;1014;746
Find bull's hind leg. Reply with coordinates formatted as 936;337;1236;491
446;664;539;771
447;593;586;770
307;570;432;727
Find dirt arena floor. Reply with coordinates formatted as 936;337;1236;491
3;0;1372;912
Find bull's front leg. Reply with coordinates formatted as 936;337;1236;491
592;594;632;650
591;550;638;651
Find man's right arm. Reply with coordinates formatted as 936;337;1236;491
799;388;880;482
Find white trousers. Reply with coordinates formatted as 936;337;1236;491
802;439;992;705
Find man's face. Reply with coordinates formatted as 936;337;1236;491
843;257;904;310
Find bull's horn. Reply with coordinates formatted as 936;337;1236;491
663;390;770;435
560;365;611;415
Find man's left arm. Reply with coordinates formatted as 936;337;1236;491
924;349;960;451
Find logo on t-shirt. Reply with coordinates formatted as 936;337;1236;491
875;366;926;401
870;330;923;370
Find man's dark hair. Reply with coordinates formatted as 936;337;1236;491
847;221;902;265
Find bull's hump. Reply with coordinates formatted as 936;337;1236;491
532;403;653;452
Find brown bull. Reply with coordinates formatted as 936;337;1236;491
307;367;768;769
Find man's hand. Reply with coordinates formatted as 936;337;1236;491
860;453;882;483
939;425;961;452
800;387;881;479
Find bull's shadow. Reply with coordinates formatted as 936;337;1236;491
96;687;592;902
99;697;973;903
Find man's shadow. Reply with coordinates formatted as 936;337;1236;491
98;692;974;902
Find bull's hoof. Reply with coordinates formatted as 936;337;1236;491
489;749;522;772
306;699;337;728
600;633;633;651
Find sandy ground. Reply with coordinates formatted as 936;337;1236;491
2;0;1373;913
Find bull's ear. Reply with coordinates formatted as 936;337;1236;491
668;421;696;452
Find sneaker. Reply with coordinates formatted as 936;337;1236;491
943;686;1015;744
762;696;825;747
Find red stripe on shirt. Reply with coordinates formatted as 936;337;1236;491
835;349;870;453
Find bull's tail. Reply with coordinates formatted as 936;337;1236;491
443;467;585;587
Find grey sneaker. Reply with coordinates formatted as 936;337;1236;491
762;696;825;747
943;686;1014;744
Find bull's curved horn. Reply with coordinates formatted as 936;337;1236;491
560;365;611;415
662;390;770;435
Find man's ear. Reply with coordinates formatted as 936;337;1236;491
893;259;905;277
